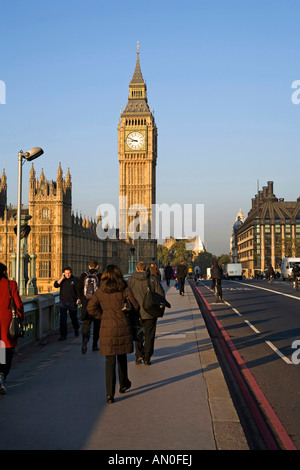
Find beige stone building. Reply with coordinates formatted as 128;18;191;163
118;43;157;263
0;164;120;294
164;236;205;254
237;181;300;277
0;45;157;294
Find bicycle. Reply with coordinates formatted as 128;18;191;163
293;276;299;291
212;279;222;303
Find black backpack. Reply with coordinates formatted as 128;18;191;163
143;277;171;318
83;271;99;299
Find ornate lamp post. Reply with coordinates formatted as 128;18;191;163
16;148;44;287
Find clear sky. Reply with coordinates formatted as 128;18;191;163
0;0;299;255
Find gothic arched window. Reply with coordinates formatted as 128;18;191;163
42;208;50;220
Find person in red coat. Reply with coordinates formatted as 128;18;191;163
0;263;24;394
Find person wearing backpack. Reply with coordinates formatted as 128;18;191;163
77;260;102;354
128;261;165;365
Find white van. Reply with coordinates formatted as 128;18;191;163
224;263;243;280
281;258;300;280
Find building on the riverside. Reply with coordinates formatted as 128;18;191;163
237;181;300;278
0;44;157;294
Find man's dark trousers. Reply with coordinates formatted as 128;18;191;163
177;277;185;294
59;301;79;337
135;318;157;362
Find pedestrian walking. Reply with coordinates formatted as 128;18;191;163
54;266;80;341
87;264;138;404
128;261;165;365
77;260;102;354
164;263;173;286
176;260;187;296
149;262;161;280
0;263;24;394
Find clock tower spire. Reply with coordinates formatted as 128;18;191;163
126;42;150;111
118;43;157;262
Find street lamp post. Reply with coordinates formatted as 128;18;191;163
129;247;135;274
16;147;44;287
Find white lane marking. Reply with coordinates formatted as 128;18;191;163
244;320;260;334
233;308;242;316
231;281;300;301
265;341;293;364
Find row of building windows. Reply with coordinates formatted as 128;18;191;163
239;250;254;259
131;90;144;98
40;236;51;253
125;118;147;126
0;235;52;253
39;261;51;278
238;224;300;243
3;261;51;279
42;208;50;220
239;240;253;250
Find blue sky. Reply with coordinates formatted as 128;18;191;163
0;0;299;255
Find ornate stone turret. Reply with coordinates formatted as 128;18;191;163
230;209;245;263
0;167;7;217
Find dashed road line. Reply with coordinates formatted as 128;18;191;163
265;341;293;365
197;282;293;365
244;320;260;334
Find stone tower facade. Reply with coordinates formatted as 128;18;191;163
118;44;157;263
28;163;72;292
27;163;111;292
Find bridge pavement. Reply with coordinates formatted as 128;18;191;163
0;282;248;451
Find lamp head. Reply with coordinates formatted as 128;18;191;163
22;147;44;161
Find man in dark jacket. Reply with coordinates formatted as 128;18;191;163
210;260;223;300
54;266;79;341
128;261;165;365
77;260;102;354
176;260;188;295
164;263;173;286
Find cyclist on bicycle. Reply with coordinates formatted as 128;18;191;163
266;265;275;283
211;260;223;300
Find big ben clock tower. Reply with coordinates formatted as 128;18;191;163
118;43;157;262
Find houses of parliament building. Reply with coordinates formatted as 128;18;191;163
0;45;157;294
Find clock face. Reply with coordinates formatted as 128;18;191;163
126;132;145;150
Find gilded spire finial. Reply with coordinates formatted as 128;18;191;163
137;41;140;54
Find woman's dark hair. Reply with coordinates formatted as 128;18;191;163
0;263;8;280
101;264;127;293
